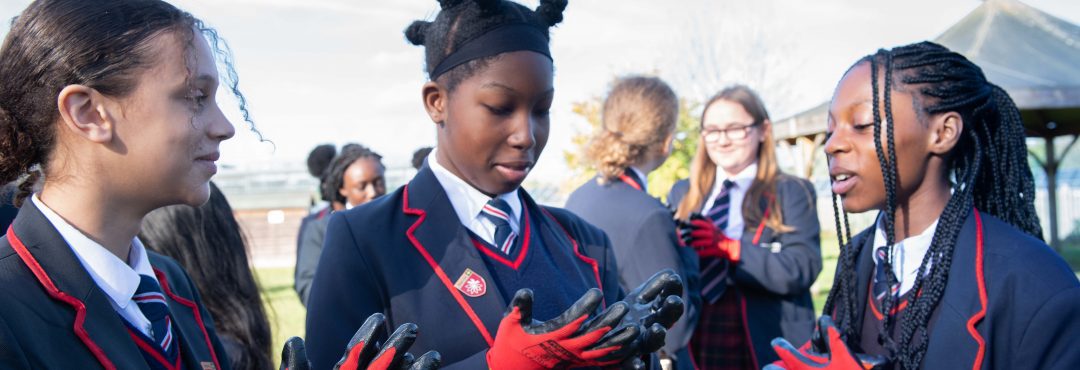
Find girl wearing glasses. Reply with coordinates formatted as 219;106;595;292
669;85;822;369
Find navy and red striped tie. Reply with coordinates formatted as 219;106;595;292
700;180;734;304
480;198;516;255
873;246;900;307
134;275;179;364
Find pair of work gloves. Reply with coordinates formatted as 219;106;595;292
279;312;440;370
487;269;685;369
279;270;685;370
766;316;887;370
676;213;741;262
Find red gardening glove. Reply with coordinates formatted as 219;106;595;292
677;213;742;262
279;313;441;370
765;316;886;370
487;288;630;369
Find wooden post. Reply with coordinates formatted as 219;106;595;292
1037;133;1079;252
794;133;826;179
1045;135;1060;251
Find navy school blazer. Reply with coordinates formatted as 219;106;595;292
843;210;1080;370
304;166;623;370
0;201;230;370
668;173;822;367
295;214;330;305
565;175;701;369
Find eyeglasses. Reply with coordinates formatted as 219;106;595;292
702;122;760;142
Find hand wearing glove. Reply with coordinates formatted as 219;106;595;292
487;288;638;369
677;213;741;262
279;313;441;370
765;316;886;370
596;269;685;369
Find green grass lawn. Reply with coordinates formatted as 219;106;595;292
812;232;840;315
254;267;305;368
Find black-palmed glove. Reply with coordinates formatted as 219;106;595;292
581;269;685;369
279;313;441;370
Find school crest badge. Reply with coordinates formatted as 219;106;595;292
454;268;487;298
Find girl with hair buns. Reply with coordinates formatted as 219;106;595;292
769;42;1080;370
0;0;241;368
566;76;702;370
305;1;685;369
669;85;822;369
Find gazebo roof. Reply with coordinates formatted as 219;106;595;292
775;0;1080;141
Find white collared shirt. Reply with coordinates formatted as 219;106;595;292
428;148;522;245
702;163;758;240
872;216;939;296
32;195;156;337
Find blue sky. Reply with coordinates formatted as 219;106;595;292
2;0;1078;183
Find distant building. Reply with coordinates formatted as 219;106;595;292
214;161;417;268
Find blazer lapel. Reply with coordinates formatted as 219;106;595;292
925;210;983;368
403;166;506;345
9;201;148;370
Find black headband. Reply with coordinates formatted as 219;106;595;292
429;23;551;80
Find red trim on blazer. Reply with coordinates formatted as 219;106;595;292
751;207;769;245
6;227;117;370
738;293;760;369
539;207;605;307
967;210;987;370
711;201;773;370
618;174;643;191
153;268;223;370
402;185;495;346
125;328;181;370
732;218;769;370
468;205;532;270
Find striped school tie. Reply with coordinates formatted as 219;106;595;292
480;198;517;255
873;246;900;307
700;180;734;304
134;275;179;363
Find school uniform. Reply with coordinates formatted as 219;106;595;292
296;205;330;248
843;209;1080;369
0;198;230;370
304;156;623;370
565;169;701;370
668;167;821;368
294;212;330;306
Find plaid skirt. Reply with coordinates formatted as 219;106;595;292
689;288;756;370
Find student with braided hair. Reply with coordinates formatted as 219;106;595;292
305;1;685;369
770;41;1080;370
295;144;387;305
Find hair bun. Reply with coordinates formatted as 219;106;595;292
536;0;568;26
404;21;430;45
438;0;466;9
